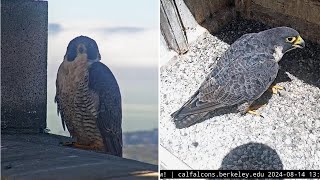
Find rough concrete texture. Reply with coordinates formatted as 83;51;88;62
235;0;320;44
160;18;320;170
182;0;235;33
183;0;234;24
1;0;48;132
2;133;158;179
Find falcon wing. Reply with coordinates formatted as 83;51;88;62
88;62;122;157
55;64;67;131
171;73;247;117
54;94;66;131
172;52;276;118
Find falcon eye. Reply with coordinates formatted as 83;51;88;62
286;37;296;43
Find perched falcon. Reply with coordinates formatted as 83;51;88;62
172;27;305;129
55;36;122;157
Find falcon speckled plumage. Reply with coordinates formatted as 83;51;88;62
55;36;122;156
172;27;305;129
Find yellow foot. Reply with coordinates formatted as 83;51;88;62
269;85;285;94
246;104;265;117
61;142;100;151
247;110;264;118
73;143;97;150
60;141;76;146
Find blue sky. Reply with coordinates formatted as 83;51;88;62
46;0;159;135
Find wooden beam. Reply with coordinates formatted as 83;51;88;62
160;0;188;54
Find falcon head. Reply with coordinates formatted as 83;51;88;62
263;27;305;54
64;36;101;62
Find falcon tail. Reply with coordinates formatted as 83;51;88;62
171;91;209;129
103;135;123;157
171;110;207;129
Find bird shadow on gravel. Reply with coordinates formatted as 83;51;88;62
218;142;283;171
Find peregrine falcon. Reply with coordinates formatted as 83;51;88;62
172;27;305;129
55;36;122;157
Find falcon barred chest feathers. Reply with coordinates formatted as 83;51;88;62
55;36;122;156
172;27;305;129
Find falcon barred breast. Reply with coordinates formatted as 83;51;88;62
55;36;122;156
172;27;305;129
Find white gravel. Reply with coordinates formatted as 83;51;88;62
160;30;320;170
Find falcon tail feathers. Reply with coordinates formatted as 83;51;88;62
172;112;207;129
103;135;123;157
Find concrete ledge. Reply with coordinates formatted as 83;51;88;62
1;133;158;179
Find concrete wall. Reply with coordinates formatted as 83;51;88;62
1;0;48;133
183;0;235;33
171;0;320;44
235;0;320;43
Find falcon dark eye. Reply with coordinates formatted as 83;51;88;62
286;37;296;43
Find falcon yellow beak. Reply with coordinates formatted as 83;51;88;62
293;35;305;48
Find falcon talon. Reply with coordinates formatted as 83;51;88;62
271;85;285;95
247;110;263;117
170;27;304;128
273;85;285;91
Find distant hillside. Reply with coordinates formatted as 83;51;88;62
123;129;158;165
123;128;158;145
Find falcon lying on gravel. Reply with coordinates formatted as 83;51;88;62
172;27;305;129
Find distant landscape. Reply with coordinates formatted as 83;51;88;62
123;129;158;165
